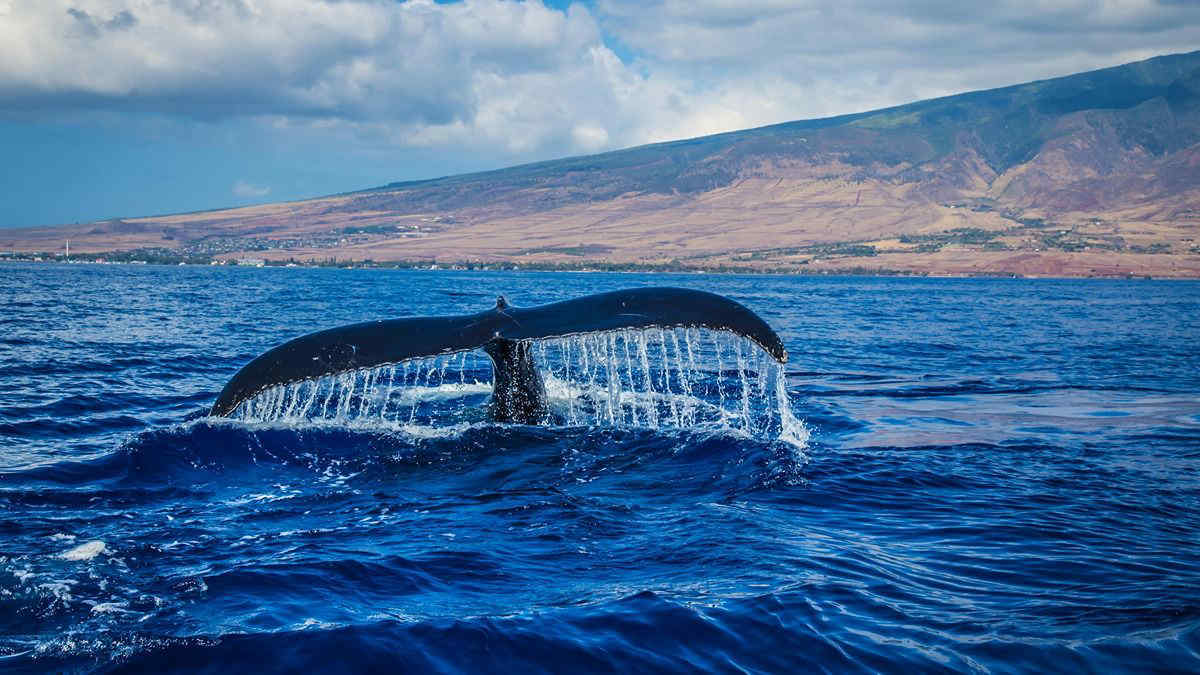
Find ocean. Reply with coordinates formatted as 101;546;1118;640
2;264;1198;672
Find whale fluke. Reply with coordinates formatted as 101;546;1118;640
210;287;786;423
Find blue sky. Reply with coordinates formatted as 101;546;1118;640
3;0;1199;228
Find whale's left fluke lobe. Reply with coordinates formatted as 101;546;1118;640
209;287;787;422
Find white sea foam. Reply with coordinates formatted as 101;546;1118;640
89;601;134;614
296;617;338;630
61;541;107;561
225;492;297;506
37;579;77;601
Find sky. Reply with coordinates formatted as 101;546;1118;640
2;0;1199;228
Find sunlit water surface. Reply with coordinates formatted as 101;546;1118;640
2;265;1198;672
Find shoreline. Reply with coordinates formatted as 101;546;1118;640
5;258;1198;281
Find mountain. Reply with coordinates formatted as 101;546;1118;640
5;51;1200;277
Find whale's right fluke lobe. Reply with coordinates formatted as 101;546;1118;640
496;288;787;363
210;287;787;422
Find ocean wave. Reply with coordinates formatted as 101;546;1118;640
1;419;807;492
10;590;1200;673
3;269;1199;672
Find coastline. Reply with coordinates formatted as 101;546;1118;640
5;258;1198;281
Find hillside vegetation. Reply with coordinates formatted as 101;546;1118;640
6;50;1200;277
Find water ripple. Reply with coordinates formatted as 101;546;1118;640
1;266;1198;672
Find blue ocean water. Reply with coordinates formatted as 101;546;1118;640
2;264;1199;673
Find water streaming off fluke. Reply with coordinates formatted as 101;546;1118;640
225;327;808;447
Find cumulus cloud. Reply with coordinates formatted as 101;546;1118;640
1;0;1198;164
595;0;1200;137
232;180;270;198
2;0;585;124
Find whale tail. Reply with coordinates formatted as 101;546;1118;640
210;287;787;423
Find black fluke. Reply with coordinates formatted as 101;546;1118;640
209;287;787;423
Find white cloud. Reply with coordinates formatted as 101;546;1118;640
232;180;270;198
597;0;1200;121
1;0;1198;168
571;123;610;151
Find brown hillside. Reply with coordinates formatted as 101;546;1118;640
4;51;1200;277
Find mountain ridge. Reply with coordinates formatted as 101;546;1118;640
5;50;1200;278
366;49;1200;194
